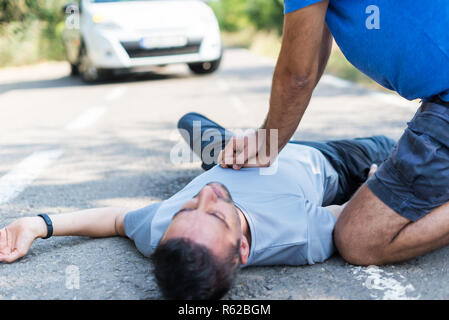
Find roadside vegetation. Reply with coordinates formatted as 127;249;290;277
0;0;377;88
0;0;66;67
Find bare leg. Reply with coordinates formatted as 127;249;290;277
334;184;449;265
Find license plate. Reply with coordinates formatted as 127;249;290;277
140;36;187;49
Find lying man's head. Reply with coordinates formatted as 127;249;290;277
151;182;250;299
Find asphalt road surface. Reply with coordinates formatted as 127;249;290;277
0;48;445;300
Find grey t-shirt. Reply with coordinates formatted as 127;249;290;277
124;143;339;266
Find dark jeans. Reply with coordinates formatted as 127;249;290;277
178;112;396;205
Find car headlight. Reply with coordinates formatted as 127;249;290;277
92;14;122;30
92;13;106;24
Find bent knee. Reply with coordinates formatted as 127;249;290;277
334;222;385;266
333;184;408;265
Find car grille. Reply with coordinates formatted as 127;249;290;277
120;40;201;59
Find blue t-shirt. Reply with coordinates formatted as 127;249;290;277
124;144;339;267
284;0;449;102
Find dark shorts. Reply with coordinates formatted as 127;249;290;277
366;101;449;221
291;137;396;205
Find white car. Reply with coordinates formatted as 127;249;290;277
62;0;223;82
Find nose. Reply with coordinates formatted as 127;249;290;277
196;185;218;210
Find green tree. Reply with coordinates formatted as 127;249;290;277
210;0;284;34
246;0;284;35
210;0;251;32
23;0;66;60
0;1;28;24
0;0;67;65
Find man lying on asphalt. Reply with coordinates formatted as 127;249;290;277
218;1;449;266
0;113;394;299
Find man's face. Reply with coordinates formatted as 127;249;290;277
161;182;242;261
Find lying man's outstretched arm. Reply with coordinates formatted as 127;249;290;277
0;207;130;263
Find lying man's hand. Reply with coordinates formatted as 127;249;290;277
0;217;45;263
218;130;277;170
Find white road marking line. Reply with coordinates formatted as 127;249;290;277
104;86;127;101
0;105;106;205
352;265;420;300
320;75;418;110
0;149;64;205
65;107;106;131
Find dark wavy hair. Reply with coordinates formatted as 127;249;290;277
151;237;240;300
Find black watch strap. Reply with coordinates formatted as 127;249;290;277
37;214;53;239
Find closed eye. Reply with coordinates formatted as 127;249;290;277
207;211;230;229
172;208;230;229
172;207;193;220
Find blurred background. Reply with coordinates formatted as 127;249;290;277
0;1;66;66
0;0;377;87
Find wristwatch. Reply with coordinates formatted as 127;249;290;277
37;214;53;239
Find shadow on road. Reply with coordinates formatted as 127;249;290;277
0;68;193;96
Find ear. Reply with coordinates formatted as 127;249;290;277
239;236;250;265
